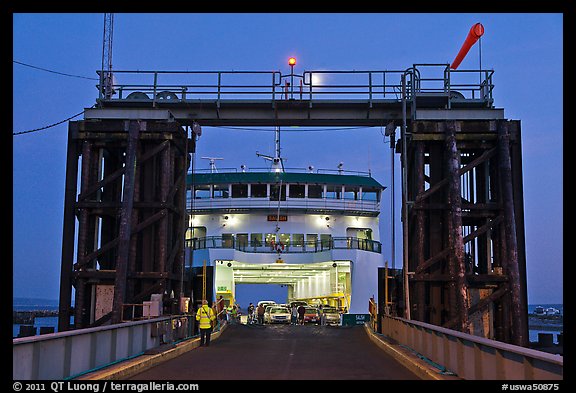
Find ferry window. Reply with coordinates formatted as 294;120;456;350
213;184;229;198
232;184;248;198
279;233;290;246
251;184;267;198
251;233;263;247
362;187;380;201
270;184;287;201
320;234;332;248
325;185;341;199
186;226;206;240
194;185;211;199
222;233;234;248
306;234;318;251
306;233;318;246
265;233;277;246
237;233;249;248
290;184;305;198
308;185;323;199
344;186;360;200
346;228;372;240
293;234;304;247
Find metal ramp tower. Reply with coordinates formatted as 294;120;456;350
58;119;193;330
395;66;528;347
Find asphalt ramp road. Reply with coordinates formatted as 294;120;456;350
128;323;420;380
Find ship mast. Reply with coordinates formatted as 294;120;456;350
256;126;285;173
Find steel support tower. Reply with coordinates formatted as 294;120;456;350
401;118;528;347
58;119;193;330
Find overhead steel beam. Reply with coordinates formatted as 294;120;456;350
85;101;504;127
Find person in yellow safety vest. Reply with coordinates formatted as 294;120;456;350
196;300;216;347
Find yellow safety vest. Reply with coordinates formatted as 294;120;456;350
196;305;216;329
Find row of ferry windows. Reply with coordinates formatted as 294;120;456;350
188;231;334;246
191;184;380;201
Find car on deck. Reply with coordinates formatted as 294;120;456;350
264;306;291;324
303;307;321;325
320;306;341;326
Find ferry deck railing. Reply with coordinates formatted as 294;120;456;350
187;236;382;254
188;196;380;214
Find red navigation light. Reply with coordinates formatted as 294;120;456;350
451;23;484;70
288;57;297;66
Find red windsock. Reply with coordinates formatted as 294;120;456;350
450;23;484;70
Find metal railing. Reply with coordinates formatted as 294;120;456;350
13;315;195;380
187;196;380;213
191;167;372;176
187;236;381;254
379;315;563;380
97;64;495;106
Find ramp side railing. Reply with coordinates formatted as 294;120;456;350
13;315;195;380
378;315;562;380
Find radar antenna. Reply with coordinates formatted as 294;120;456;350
201;157;224;173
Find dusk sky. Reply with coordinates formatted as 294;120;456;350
12;13;563;307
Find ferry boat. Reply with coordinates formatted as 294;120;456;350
532;306;561;317
533;306;545;316
545;307;561;316
185;127;386;315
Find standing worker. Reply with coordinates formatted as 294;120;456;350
257;303;266;325
297;304;306;325
291;304;298;325
247;302;255;324
217;295;225;321
196;300;216;347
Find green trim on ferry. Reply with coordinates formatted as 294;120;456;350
187;172;385;188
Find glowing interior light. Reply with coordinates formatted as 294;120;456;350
288;57;297;66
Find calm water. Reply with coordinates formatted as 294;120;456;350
13;300;563;342
13;298;65;338
527;303;563;315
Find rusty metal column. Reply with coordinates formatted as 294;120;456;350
111;120;140;324
428;143;444;326
157;141;171;289
58;122;79;332
175;134;190;297
126;143;141;315
498;120;526;346
509;120;529;346
74;140;93;327
400;73;411;319
445;121;469;333
414;141;426;322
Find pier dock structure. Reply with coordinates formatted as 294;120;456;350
58;64;528;348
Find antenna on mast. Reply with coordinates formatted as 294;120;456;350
256;126;285;172
100;13;115;100
201;157;224;173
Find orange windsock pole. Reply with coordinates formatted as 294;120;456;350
450;23;484;70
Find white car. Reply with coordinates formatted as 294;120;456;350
258;300;277;308
264;306;291;324
320;306;341;326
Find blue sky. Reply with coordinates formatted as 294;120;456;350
12;13;563;306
